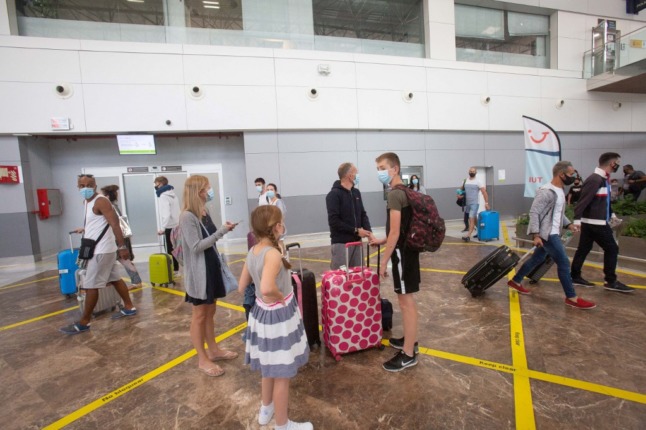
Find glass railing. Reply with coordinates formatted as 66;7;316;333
583;24;646;78
14;0;425;58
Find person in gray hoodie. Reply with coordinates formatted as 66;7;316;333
507;161;596;309
155;176;181;273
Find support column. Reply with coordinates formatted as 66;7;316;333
0;0;18;35
424;0;456;61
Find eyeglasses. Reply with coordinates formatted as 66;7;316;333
78;174;94;178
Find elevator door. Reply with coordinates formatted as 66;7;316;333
123;174;159;245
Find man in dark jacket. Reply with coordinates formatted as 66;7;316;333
326;163;373;269
570;152;634;293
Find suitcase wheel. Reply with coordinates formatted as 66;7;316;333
378;345;385;351
470;290;485;298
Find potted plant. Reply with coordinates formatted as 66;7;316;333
514;213;531;248
618;218;646;262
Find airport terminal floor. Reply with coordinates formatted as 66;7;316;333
1;220;645;429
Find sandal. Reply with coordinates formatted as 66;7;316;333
209;350;238;361
198;365;224;377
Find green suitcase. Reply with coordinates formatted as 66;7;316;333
149;253;174;286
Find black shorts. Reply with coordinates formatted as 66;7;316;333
391;247;420;295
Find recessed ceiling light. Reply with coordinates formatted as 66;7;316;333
127;0;145;3
204;5;220;9
203;1;220;4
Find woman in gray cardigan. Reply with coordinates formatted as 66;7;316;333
179;175;238;377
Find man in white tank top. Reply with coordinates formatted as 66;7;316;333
59;174;138;335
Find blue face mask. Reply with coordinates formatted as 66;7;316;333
255;185;263;193
353;174;359;186
266;190;276;199
206;188;215;202
79;187;94;200
412;178;419;185
377;169;391;185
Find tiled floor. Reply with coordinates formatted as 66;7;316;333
1;220;645;429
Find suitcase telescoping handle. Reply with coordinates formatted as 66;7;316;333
285;242;303;279
344;241;365;275
516;246;537;268
366;243;380;275
68;231;81;252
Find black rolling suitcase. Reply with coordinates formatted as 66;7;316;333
286;243;321;350
462;245;520;297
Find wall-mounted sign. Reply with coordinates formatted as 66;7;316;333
630;39;645;48
126;167;150;173
0;165;20;184
117;135;156;155
51;117;71;131
627;0;646;14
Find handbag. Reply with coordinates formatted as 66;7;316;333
200;220;236;295
78;224;110;260
218;252;238;295
119;215;133;238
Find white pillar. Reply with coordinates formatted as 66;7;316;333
0;0;18;35
424;0;456;61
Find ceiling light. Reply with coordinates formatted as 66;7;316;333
203;1;220;4
127;0;145;3
204;5;220;8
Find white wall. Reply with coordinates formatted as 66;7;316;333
1;1;646;136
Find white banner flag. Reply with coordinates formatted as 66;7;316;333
522;116;561;198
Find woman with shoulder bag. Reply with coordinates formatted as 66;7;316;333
179;175;238;377
101;185;142;289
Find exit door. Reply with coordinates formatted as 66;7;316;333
83;164;224;247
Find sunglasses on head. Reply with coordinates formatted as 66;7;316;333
78;174;94;178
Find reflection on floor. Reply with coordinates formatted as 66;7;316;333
1;221;645;429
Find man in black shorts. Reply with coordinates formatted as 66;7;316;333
370;152;421;372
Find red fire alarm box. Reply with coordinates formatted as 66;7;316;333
0;165;20;183
37;189;63;220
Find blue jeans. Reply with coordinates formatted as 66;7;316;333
513;234;576;299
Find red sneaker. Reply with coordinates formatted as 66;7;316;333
565;297;596;309
507;280;531;295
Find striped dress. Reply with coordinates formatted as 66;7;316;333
244;246;309;378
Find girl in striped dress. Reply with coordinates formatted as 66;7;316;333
238;205;311;430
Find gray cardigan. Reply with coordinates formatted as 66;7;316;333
179;210;228;300
527;185;571;241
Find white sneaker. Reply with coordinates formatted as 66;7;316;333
281;420;313;430
258;402;274;426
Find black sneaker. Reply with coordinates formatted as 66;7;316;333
462;236;470;242
388;337;419;354
383;350;418;372
571;277;595;288
604;281;635;293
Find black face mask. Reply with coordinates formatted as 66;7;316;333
611;163;620;173
562;174;576;186
469;172;476;178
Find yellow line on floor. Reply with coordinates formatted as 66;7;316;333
509;288;536;429
528;369;646;405
43;322;247;429
0;275;58;291
0;306;79;332
151;285;246;312
383;339;646;405
420;268;467;275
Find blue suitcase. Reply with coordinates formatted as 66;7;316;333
478;211;499;242
58;233;79;297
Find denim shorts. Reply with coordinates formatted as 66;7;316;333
467;203;479;219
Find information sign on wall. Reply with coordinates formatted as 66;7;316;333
0;166;20;184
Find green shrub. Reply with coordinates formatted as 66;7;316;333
517;213;529;226
612;195;646;216
622;218;646;239
565;204;574;221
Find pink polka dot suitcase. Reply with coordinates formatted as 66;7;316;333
321;242;383;361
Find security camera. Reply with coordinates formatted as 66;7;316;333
189;85;203;99
556;99;565;108
165;119;172;125
54;83;73;98
480;95;491;105
307;88;319;100
402;91;414;102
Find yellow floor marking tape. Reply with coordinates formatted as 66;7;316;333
420;268;467;275
43;322;247;430
0;306;79;332
0;275;58;291
503;223;537;429
527;369;646;405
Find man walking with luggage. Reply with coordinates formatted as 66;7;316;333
155;176;181;275
60;174;137;334
570;153;635;293
507;161;596;309
325;163;373;269
370;153;420;372
462;167;490;242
